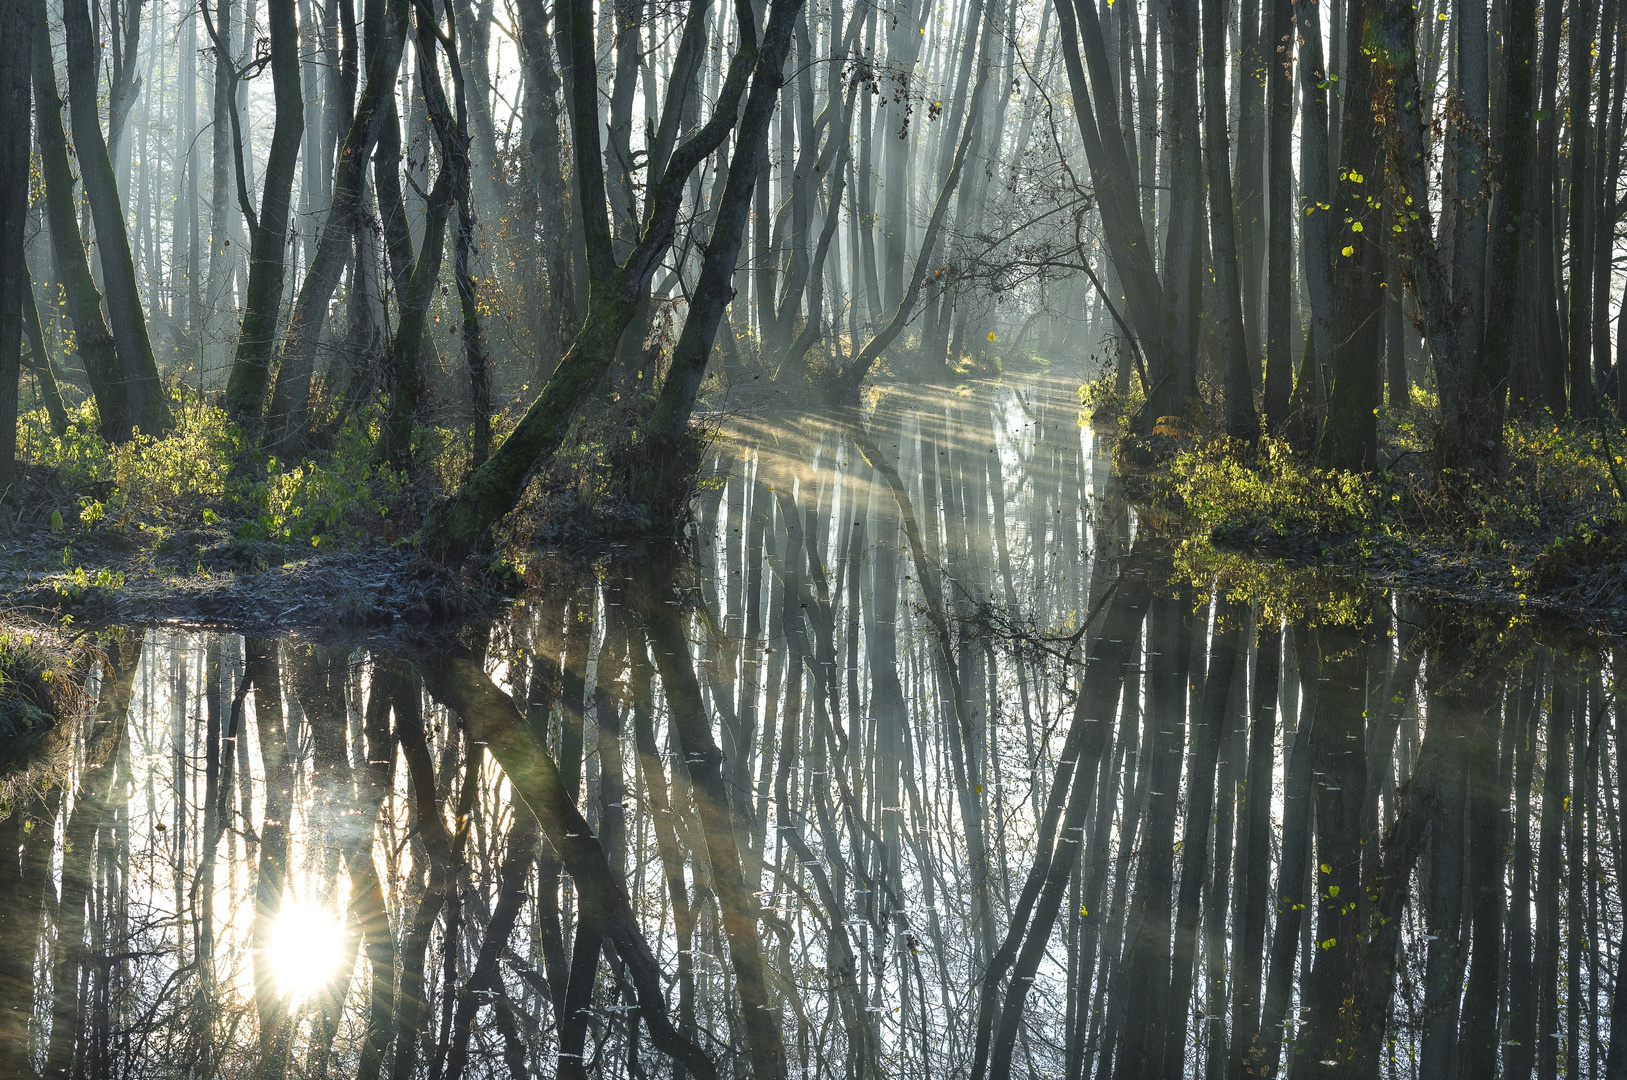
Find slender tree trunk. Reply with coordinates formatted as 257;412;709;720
1203;0;1258;439
264;0;404;455
0;0;31;491
60;0;170;436
30;3;129;440
225;0;304;425
1263;0;1295;428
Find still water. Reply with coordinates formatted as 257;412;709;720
0;377;1621;1079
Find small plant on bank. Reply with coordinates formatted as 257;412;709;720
1160;436;1377;555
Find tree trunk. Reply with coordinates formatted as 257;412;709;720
1316;0;1384;471
225;0;304;425
30;3;129;441
1203;0;1258;439
60;0;170;436
1263;0;1294;428
420;0;805;562
0;0;31;492
263;0;404;455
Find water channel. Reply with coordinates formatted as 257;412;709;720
0;375;1619;1078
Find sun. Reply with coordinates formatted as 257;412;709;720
267;898;343;999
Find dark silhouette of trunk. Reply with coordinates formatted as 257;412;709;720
1235;0;1265;371
1535;673;1571;1080
1228;624;1280;1079
1415;631;1474;1079
1263;0;1294;429
41;637;141;1080
1506;664;1540;1080
1051;0;1167;413
59;0;170;437
0;0;30;492
1162;596;1246;1072
30;3;128;441
1457;645;1507;1078
225;0;304;425
1202;0;1258;439
1316;0;1384;470
1293;0;1335;439
1564;0;1598;415
18;274;69;436
1292;623;1369;1077
978;558;1153;1080
640;570;789;1080
1111;585;1191;1080
0;785;59;1080
1256;630;1316;1077
356;666;401;1080
245;639;293;1080
419;653;719;1079
513;0;578;365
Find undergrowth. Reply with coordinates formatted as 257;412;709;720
0;623;86;779
16;396;410;550
1133;389;1627;613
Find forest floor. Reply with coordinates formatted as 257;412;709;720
0;521;483;643
0;399;670;641
1128;392;1627;634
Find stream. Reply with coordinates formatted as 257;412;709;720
1;374;1619;1079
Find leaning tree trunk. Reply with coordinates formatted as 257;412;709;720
60;0;170;437
420;0;805;564
30;0;129;441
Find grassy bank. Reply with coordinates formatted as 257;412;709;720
1119;388;1627;627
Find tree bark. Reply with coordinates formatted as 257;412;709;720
263;0;406;454
60;0;170;436
1316;0;1384;471
30;3;129;441
1203;0;1259;439
0;0;31;492
225;0;304;424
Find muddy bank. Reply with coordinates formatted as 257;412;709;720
0;526;483;644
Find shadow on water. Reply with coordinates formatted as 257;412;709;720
0;376;1621;1078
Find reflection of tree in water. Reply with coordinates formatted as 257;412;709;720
0;381;1622;1079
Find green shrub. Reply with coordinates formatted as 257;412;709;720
1164;436;1376;552
20;398;407;549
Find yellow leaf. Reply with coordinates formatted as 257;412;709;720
1341;245;1355;256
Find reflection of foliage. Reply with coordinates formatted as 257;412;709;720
1170;537;1378;630
0;623;88;785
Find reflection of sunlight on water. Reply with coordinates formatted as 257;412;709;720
268;898;342;999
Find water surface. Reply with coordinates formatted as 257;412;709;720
1;377;1619;1079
